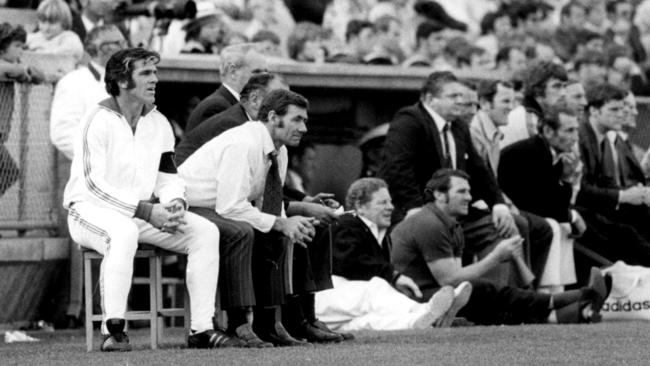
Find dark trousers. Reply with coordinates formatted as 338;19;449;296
461;208;552;288
252;229;289;306
188;207;256;308
575;207;650;284
291;225;334;294
421;280;551;325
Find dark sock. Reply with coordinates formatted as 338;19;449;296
282;295;307;331
106;318;125;335
226;307;249;333
551;289;584;309
299;293;317;324
253;306;277;333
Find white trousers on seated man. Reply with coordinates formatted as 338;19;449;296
67;201;220;333
538;218;577;294
315;275;447;331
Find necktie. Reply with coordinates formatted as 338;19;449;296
442;122;452;168
614;135;632;188
600;137;621;187
262;152;283;215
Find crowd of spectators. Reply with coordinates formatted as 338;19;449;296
2;1;650;95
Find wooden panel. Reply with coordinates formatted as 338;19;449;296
0;238;68;262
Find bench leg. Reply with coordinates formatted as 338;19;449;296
149;255;158;350
84;254;93;352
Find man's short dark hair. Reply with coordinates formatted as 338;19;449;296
345;20;374;43
424;169;470;202
345;177;388;210
480;10;512;35
415;20;444;47
586;83;627;109
574;50;607;71
495;46;515;66
252;29;281;45
539;102;576;133
240;72;284;102
258;89;309;122
420;71;458;99
522;61;568;99
0;22;26;54
105;47;160;97
477;79;514;103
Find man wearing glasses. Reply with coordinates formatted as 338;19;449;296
50;24;126;328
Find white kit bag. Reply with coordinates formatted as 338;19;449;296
601;261;650;321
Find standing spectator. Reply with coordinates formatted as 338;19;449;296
185;44;267;132
63;47;235;351
71;0;116;43
27;0;84;61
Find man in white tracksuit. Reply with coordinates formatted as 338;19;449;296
63;47;241;351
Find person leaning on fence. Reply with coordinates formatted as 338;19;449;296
0;23;45;198
62;47;236;351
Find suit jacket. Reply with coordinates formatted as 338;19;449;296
332;213;395;282
378;102;504;222
175;103;248;166
185;85;238;132
498;135;573;222
577;121;623;212
618;137;646;188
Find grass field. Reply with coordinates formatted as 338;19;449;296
2;322;649;365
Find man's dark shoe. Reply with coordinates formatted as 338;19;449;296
312;320;354;341
230;323;274;348
256;322;313;347
585;267;613;322
101;332;132;352
290;321;343;343
187;329;245;349
101;318;131;352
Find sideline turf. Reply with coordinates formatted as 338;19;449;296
1;322;648;365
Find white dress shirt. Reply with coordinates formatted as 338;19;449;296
222;83;240;102
422;103;457;169
178;121;287;233
357;214;387;247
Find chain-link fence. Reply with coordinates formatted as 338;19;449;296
0;53;75;232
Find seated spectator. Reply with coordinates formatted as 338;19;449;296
495;45;527;76
574;29;606;56
322;0;373;43
27;0;84;61
459;45;494;71
243;0;295;49
364;14;403;65
315;177;468;331
287;141;317;195
476;10;515;59
501;61;568;148
575;83;650;269
225;32;249;47
328;20;375;64
181;12;227;54
563;79;588;120
391;168;610;325
573;50;608;89
553;1;587;62
252;30;281;57
0;23;44;197
287;21;328;63
402;20;446;68
583;0;610;35
605;0;646;64
185;44;267;132
605;44;650;95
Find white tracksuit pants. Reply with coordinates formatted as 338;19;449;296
68;201;219;333
315;275;427;331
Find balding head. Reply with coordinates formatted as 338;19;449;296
219;43;268;92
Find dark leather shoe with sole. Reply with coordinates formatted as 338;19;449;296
231;323;274;348
312;320;354;341
256;322;313;347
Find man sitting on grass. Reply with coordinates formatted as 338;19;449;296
391;168;611;325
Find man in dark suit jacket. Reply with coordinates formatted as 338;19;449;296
175;73;285;166
185;45;267;132
574;83;650;267
379;71;551;288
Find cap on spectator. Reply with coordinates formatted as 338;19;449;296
414;0;467;32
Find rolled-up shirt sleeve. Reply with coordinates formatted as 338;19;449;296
214;144;276;232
